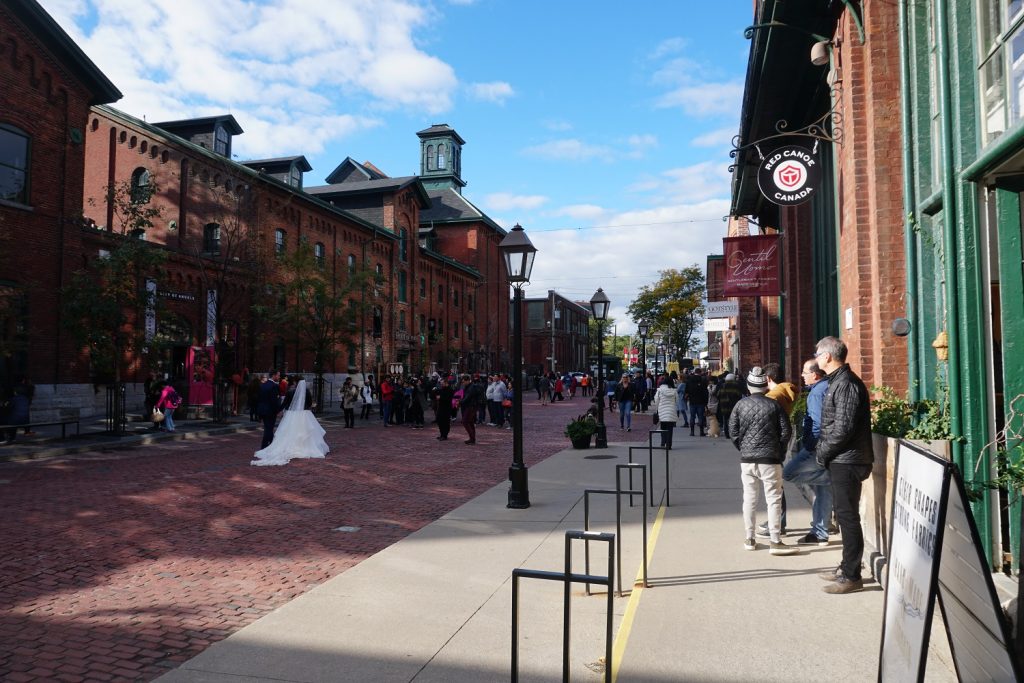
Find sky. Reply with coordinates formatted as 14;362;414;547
42;0;753;336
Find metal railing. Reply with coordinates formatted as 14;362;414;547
104;383;127;435
511;530;615;683
583;463;648;597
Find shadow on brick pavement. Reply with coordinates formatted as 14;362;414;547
0;395;653;682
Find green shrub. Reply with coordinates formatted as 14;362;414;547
564;414;597;440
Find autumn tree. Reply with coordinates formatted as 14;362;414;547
626;266;705;366
63;182;166;432
255;239;376;413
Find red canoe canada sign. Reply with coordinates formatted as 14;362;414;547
757;145;821;205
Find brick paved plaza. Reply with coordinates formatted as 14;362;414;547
0;398;648;682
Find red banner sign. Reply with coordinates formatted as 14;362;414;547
722;235;781;297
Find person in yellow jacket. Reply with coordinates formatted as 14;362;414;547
763;363;798;417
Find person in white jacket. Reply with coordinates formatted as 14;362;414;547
654;376;679;449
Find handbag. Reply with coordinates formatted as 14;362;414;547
502;398;512;408
152;408;166;423
653;413;659;425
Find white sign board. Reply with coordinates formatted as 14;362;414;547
879;443;948;682
878;441;1020;682
703;318;730;332
705;301;739;318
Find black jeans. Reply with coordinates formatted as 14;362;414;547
261;414;276;448
437;412;451;439
830;463;872;580
659;421;676;449
344;408;355;428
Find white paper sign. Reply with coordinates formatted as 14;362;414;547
704;318;730;332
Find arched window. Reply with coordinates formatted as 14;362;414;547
274;228;286;255
453;289;459;307
399;228;408;262
0;124;30;205
437;143;446;170
348;253;356;273
372;306;383;337
290;164;301;188
437;284;444;303
314;242;325;269
203;223;220;253
419;277;426;298
426;145;434;171
130;167;152;203
398;270;407;302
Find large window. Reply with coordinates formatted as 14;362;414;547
437;143;446;170
214;126;229;156
978;0;1024;143
398;270;407;302
130;168;152;204
203;223;220;253
420;277;426;298
0;124;29;205
314;242;325;269
399;228;408;262
438;284;444;303
274;229;286;255
527;301;546;329
348;253;356;273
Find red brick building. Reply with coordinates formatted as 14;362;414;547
517;291;591;377
3;2;513;418
0;0;121;419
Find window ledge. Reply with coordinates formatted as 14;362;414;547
0;198;34;212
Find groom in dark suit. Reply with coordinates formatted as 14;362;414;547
257;370;283;448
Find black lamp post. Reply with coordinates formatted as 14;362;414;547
499;223;537;509
652;331;663;378
637;321;650;375
589;288;610;449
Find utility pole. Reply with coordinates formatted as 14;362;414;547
549;289;556;375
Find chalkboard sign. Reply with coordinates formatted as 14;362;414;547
878;441;1020;682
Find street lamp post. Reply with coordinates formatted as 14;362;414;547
652;331;663;377
637;321;650;374
498;223;537;509
589;288;610;449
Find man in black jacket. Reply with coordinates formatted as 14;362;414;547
814;336;874;594
459;374;485;445
729;367;797;556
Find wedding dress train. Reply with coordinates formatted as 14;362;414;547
251;380;330;466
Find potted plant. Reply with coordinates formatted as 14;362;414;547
565;413;597;449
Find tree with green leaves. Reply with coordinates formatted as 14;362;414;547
254;239;376;413
63;182;166;432
626;266;705;366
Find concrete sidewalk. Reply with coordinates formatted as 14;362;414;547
157;431;958;682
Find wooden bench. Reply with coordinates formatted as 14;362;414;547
3;418;81;440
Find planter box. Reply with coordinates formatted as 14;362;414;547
570;434;593;449
864;434;951;585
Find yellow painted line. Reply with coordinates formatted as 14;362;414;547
610;500;667;683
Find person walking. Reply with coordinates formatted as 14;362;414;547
728;366;797;556
458;374;485;445
653;376;678;449
434;377;455;441
814;336;874;594
359;380;374;420
156;381;183;434
539;373;552;405
257;370;283;447
685;369;709;436
380;376;395;426
616;375;635;432
341;377;359;428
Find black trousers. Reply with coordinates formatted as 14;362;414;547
261;414;276;448
830;463;872;580
437;412;451;439
344;408;355;428
659;421;676;449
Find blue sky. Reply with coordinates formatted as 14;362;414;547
44;0;753;334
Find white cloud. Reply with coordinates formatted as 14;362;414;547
62;0;458;157
527;199;730;334
656;82;744;117
483;193;549;212
468;81;515;104
552;204;607;221
648;37;687;61
691;126;738;149
543;120;574;132
521;138;611;162
628;161;732;204
625;133;658;158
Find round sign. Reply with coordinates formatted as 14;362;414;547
757;144;821;206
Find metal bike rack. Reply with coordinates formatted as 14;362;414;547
627;434;672;508
511;530;615;683
583;463;648;597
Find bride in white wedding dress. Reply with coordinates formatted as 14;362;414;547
251;380;330;466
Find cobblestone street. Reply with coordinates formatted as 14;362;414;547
0;397;647;682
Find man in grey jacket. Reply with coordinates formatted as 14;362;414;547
729;366;798;556
814;336;875;594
